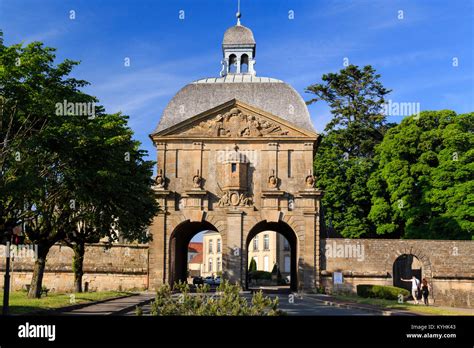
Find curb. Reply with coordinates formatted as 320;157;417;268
302;295;418;316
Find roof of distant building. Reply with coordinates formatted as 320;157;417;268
188;242;203;254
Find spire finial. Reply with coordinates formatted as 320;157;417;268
236;0;241;25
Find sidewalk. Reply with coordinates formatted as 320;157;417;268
304;294;474;316
405;301;474;315
304;294;418;316
59;292;155;316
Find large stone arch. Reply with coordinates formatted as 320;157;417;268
281;214;306;241
243;219;301;291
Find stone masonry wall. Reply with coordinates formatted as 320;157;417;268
1;239;472;308
320;239;474;308
0;243;148;292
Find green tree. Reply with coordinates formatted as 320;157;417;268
62;112;158;292
306;65;393;238
0;34;69;245
0;39;95;298
1;37;159;297
248;257;257;272
368;110;473;239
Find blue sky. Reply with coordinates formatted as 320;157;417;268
1;0;473;165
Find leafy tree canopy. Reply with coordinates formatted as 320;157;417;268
368;110;473;240
306;65;393;238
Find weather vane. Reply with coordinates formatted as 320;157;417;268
236;0;241;25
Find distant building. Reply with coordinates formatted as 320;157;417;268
201;230;290;279
201;231;222;277
188;242;203;277
248;232;290;277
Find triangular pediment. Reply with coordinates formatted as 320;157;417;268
152;99;317;139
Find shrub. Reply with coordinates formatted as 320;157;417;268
356;284;410;300
248;258;257;273
149;280;284;316
249;271;272;280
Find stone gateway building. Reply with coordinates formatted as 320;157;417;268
148;18;322;291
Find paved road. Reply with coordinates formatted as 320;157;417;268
270;294;374;315
122;293;374;316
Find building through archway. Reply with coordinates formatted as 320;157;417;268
169;220;220;285
245;220;298;291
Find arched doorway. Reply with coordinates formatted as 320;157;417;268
393;254;422;294
169;220;220;286
246;221;298;291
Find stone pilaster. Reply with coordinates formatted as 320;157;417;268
148;211;167;289
224;210;244;286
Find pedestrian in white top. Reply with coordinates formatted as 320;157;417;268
401;276;420;304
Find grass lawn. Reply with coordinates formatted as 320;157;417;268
334;294;473;316
0;290;133;314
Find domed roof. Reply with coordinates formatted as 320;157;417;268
152;77;316;135
223;25;256;46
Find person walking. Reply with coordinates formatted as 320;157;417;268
421;278;431;305
401;275;420;304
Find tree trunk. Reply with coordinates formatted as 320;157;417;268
72;242;85;293
28;245;49;299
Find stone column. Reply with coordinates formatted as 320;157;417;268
156;142;167;173
315;199;321;288
224;210;244;286
303;211;317;290
148;211;167;289
249;59;256;76
220;59;228;77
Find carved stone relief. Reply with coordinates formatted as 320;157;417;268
154;169;165;189
182;107;292;137
217;190;253;207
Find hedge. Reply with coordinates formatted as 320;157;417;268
249;271;272;280
356;284;410;300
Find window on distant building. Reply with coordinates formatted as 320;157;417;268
284;256;290;273
253;236;258;251
209;239;213;254
209;258;213;272
263;256;269;272
217;239;221;253
217;257;221;271
231;163;237;173
283;238;290;251
263;234;269;250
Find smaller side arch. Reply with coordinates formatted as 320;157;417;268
384;244;434;280
228;54;237;73
240;54;249;73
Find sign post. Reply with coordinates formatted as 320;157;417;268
333;271;343;293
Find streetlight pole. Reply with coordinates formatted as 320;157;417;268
2;240;11;315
